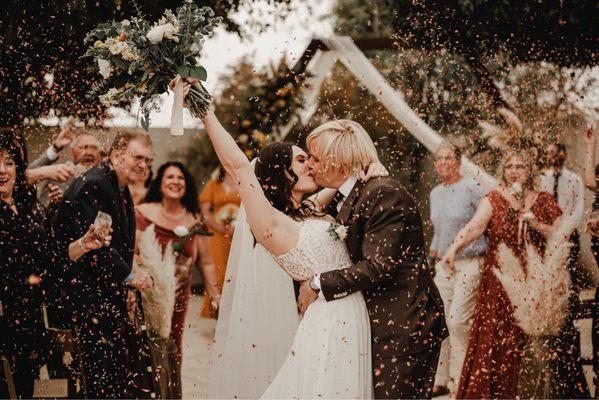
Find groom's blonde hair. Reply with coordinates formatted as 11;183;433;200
306;119;379;174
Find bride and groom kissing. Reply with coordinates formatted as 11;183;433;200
197;103;448;399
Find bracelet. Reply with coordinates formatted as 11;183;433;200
78;238;86;250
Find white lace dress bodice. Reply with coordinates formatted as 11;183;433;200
271;218;353;281
261;217;372;399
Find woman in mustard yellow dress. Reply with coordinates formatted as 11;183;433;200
199;166;241;317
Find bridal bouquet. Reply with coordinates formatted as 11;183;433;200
84;0;221;135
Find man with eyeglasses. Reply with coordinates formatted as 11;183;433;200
38;132;103;207
54;131;154;398
429;143;487;397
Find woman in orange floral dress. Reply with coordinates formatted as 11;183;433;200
199;166;240;317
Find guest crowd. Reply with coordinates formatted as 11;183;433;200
0;127;228;398
0;123;597;399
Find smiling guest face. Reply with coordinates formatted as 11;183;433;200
71;134;101;168
503;154;529;186
161;166;186;201
0;149;16;200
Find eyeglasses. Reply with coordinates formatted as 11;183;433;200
434;156;457;162
505;163;527;170
129;153;153;167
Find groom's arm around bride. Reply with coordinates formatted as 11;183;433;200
315;177;447;399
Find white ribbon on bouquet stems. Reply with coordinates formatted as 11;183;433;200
170;75;185;136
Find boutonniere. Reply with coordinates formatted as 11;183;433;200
173;223;213;253
327;222;348;241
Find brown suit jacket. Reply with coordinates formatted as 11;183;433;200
320;177;448;359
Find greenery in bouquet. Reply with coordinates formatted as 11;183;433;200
84;0;222;130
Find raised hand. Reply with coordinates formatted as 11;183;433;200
53;117;75;150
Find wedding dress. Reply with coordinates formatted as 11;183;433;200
207;206;299;399
261;217;372;399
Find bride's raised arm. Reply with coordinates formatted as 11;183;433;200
201;109;299;256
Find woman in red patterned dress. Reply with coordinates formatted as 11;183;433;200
135;162;220;397
440;151;562;399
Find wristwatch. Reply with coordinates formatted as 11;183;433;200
309;276;320;294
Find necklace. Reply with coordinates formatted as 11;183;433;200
161;203;187;222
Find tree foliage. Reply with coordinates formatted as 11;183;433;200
177;57;309;180
390;0;598;67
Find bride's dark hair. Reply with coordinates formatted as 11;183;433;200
254;142;317;221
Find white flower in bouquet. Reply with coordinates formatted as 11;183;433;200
99;87;120;107
189;42;201;54
173;225;190;238
85;1;221;134
97;58;112;79
146;22;179;44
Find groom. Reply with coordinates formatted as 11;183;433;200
300;120;448;399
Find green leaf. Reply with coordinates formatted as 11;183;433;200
189;66;207;81
113;57;128;70
140;110;151;131
178;66;191;78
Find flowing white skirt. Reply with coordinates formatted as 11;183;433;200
261;292;373;399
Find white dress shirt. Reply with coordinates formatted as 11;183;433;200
537;167;584;227
313;176;359;297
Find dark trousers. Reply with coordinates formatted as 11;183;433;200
567;231;584;291
77;315;129;399
373;344;441;399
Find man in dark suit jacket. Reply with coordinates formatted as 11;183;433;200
301;120;448;399
54;131;153;398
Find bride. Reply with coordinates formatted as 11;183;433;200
184;84;378;398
